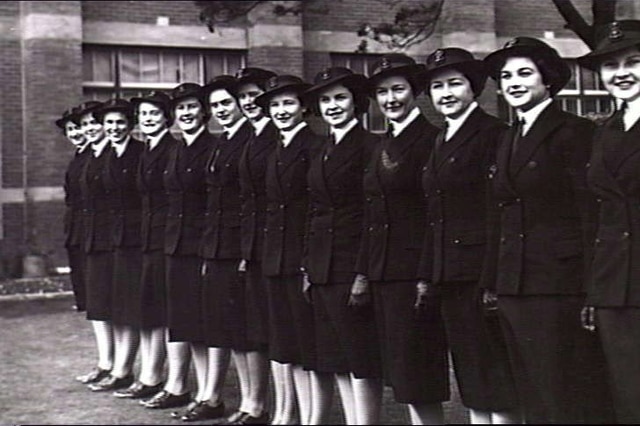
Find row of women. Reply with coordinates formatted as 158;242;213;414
56;19;640;425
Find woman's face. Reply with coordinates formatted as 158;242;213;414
137;102;167;137
80;112;105;144
500;56;550;112
103;111;130;143
64;120;85;147
209;88;244;128
318;84;356;129
374;75;416;121
599;46;640;103
236;82;265;121
174;96;205;134
429;68;475;119
268;91;306;131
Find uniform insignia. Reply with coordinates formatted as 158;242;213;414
488;164;497;179
321;69;331;80
235;69;245;78
381;149;399;171
609;21;623;40
268;77;278;88
505;38;518;48
381;57;391;70
434;49;445;64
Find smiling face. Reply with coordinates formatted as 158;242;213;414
80;112;105;144
64;120;86;147
268;91;306;131
103;111;130;143
599;46;640;103
174;96;205;134
318;83;356;129
500;56;550;112
209;88;243;128
374;75;416;121
236;82;266;121
137;102;167;137
429;68;475;119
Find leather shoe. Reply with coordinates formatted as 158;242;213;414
142;390;191;409
88;374;134;392
170;400;199;419
180;401;226;422
75;367;110;384
113;381;163;399
228;411;270;425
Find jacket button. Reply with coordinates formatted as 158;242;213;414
436;189;442;194
498;202;504;208
585;162;591;168
178;213;183;217
519;233;524;239
187;168;192;172
251;212;256;216
500;237;506;243
429;222;435;226
279;226;284;231
622;231;630;238
515;198;521;203
595;238;601;243
384;224;389;229
328;229;333;233
448;157;456;163
453;239;460;244
596;198;602;203
280;204;285;209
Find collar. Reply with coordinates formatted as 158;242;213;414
331;118;359;144
182;126;205;146
280;121;307;148
517;98;552;136
112;136;131;158
624;97;640;131
252;116;271;136
390;107;422;138
223;116;248;140
146;128;169;151
92;137;111;158
77;142;90;154
445;102;478;141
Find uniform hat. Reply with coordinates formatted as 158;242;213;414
254;75;312;110
304;67;369;99
578;20;640;70
423;48;487;97
169;82;205;107
130;90;173;126
76;101;103;118
234;67;277;91
94;98;133;122
367;53;426;94
55;105;82;129
202;75;237;98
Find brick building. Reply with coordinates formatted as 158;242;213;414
0;0;637;276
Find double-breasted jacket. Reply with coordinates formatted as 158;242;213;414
64;148;91;249
80;144;114;254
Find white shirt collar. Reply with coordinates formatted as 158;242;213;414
91;137;110;158
280;121;307;148
331;118;359;145
390;107;422;138
77;142;90;154
146;128;169;151
182;126;205;146
111;136;131;158
223;116;248;140
623;97;640;131
252;116;271;136
517;98;552;136
445;102;478;141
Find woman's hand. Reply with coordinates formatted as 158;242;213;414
581;306;597;332
348;274;370;307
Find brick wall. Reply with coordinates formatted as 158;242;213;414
81;0;202;25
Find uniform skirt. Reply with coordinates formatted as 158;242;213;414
440;281;517;411
244;261;269;348
202;259;252;351
85;251;114;321
372;279;449;404
139;250;167;328
111;247;143;326
267;274;316;369
166;255;203;343
67;246;86;311
311;282;381;379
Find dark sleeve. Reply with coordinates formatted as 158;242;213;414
355;140;379;276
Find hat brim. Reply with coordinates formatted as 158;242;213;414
368;64;424;85
578;39;640;70
422;60;486;84
255;83;312;110
55;116;74;129
304;74;369;100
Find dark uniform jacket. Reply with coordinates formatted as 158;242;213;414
103;138;144;249
201;121;252;260
587;112;640;307
239;121;278;262
418;108;506;285
164;130;216;257
356;113;439;281
80;143;114;253
262;125;323;277
137;132;178;253
64;148;91;248
306;124;377;285
480;103;595;296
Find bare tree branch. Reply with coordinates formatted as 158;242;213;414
550;0;595;47
592;0;616;26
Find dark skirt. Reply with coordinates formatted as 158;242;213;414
85;251;114;321
372;280;450;404
202;259;254;351
244;261;269;348
311;282;381;379
267;274;316;369
139;250;167;328
111;247;143;326
67;246;86;311
440;281;517;411
166;254;203;344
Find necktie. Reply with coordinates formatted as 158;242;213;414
324;133;336;162
435;122;448;154
615;102;627;132
387;122;396;138
221;131;229;141
511;117;525;155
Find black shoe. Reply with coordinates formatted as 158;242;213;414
113;381;163;399
75;367;110;384
88;374;134;392
142;390;191;409
180;401;226;422
170;400;200;419
228;411;270;425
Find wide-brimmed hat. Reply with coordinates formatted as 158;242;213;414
55;105;82;129
234;67;277;91
94;98;134;122
255;75;311;110
367;53;426;94
484;37;571;96
423;48;487;97
76;101;103;118
578;20;640;70
202;75;237;99
169;82;205;107
130;90;173;125
304;67;369;99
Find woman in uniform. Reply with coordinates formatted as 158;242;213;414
303;67;382;425
255;75;333;425
58;105;90;313
357;53;449;425
578;20;640;424
482;37;610;423
88;99;144;392
417;48;520;424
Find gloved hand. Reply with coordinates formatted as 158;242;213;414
302;271;313;304
414;280;440;311
481;288;498;316
348;274;370;307
581;306;596;332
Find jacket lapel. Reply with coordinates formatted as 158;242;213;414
435;108;484;170
323;126;362;177
278;126;309;177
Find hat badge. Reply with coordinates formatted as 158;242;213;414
504;38;518;49
381;57;391;70
434;49;445;64
609;21;623;40
235;68;246;78
321;69;331;80
268;77;278;88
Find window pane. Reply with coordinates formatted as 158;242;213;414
161;53;180;83
181;53;200;83
140;52;161;83
204;55;225;80
120;51;140;83
225;54;244;75
86;49;113;82
564;62;578;90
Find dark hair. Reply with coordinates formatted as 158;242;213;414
173;95;212;124
134;101;174;127
494;54;561;94
308;83;370;117
370;74;422;98
265;90;312;118
95;108;135;130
